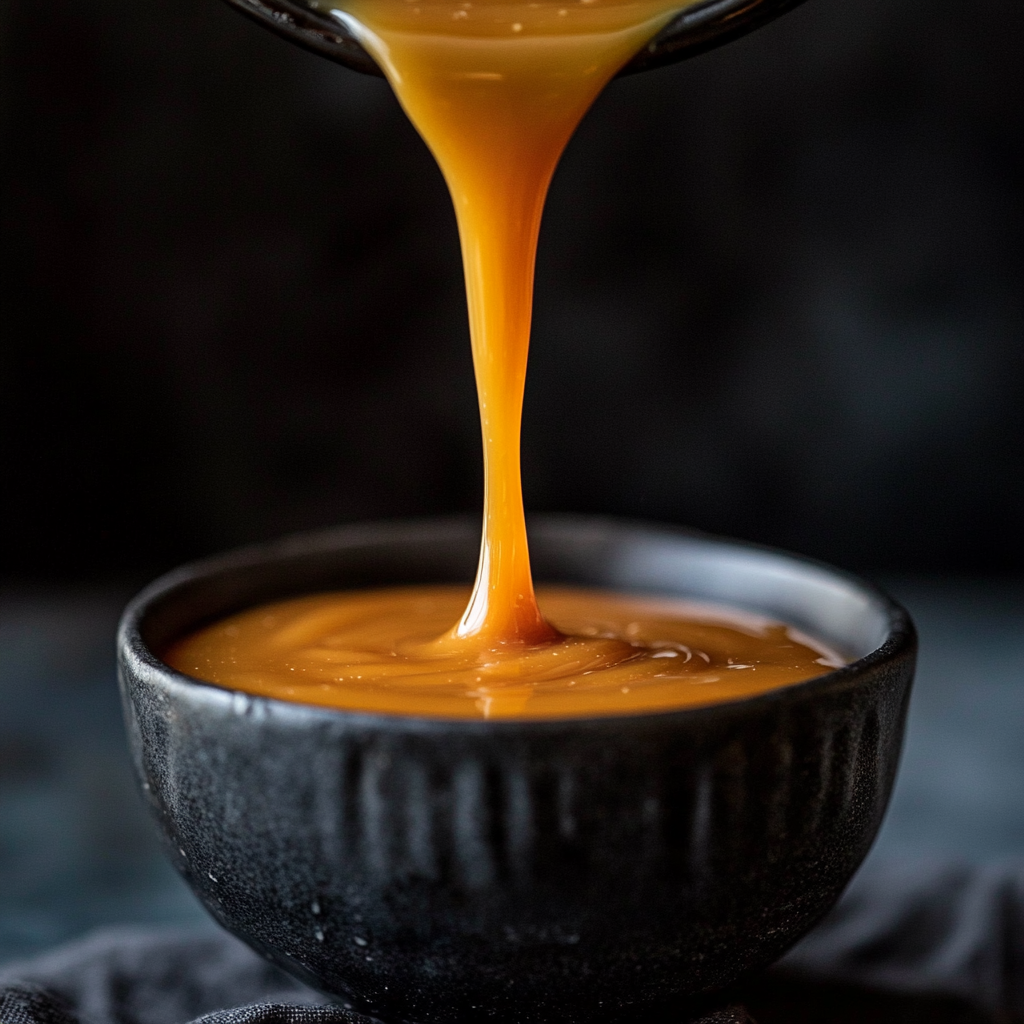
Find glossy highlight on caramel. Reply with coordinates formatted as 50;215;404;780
165;586;845;719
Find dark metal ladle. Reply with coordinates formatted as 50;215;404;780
219;0;808;77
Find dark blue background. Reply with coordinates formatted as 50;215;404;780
0;0;1020;581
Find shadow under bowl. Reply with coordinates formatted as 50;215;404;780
117;516;916;1024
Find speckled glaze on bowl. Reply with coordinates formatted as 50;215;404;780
117;516;915;1024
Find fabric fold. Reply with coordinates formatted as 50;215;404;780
1;860;1021;1024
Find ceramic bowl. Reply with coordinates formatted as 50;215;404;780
118;516;915;1023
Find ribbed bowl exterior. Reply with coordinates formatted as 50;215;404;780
118;518;915;1023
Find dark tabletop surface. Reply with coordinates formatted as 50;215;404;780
1;575;1022;1007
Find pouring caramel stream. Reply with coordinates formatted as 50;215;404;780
166;0;848;718
334;0;690;647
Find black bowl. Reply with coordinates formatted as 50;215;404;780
118;516;915;1024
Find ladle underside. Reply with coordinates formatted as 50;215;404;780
219;0;809;76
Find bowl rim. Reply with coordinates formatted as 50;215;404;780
118;514;916;734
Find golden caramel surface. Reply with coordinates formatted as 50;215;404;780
165;586;844;719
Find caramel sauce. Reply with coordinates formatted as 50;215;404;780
165;0;848;717
332;0;693;647
166;586;844;718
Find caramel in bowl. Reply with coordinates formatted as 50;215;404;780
118;515;915;1024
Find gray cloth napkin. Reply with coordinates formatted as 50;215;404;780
2;859;1021;1024
778;858;1024;1018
